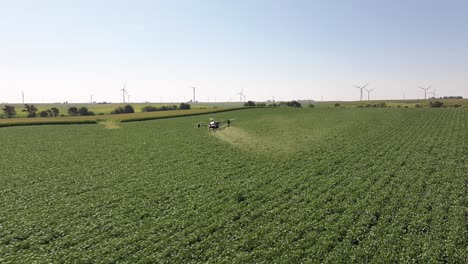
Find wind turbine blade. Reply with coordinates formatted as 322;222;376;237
353;85;362;89
427;85;432;89
362;83;369;89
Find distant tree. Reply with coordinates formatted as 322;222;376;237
50;107;60;117
123;105;135;113
112;105;135;114
111;107;125;114
256;103;266;107
308;104;315;108
141;105;158;112
2;105;16;118
429;101;444;108
78;107;95;116
334;103;340;107
415;104;422;108
287;100;302;108
244;101;256;107
78;107;89;116
179;103;191;110
160;105;177;111
22;104;38;118
39;110;49;117
68;107;79;116
141;106;158;112
375;102;386;108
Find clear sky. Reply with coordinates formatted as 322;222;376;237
1;0;467;103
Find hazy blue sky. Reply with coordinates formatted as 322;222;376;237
1;0;467;103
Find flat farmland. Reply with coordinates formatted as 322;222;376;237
0;108;466;262
0;107;246;127
2;103;234;118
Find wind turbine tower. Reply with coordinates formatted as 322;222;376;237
419;85;432;99
353;83;369;101
364;88;375;101
22;91;24;104
237;89;245;102
192;86;196;103
121;81;127;103
90;94;94;104
430;87;438;98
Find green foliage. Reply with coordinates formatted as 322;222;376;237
179;103;191;110
244;101;256;107
78;107;95;116
0;108;466;262
308;104;315;108
22;104;38;118
2;105;16;118
429;101;444;108
123;105;135;113
364;102;387;108
111;106;125;114
141;105;178;112
39;110;49;117
280;100;302;107
334;103;340;107
39;108;60;117
50;108;60;117
68;107;79;116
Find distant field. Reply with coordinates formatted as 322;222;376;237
2;99;466;121
0;107;249;127
1;103;236;118
314;98;468;108
0;107;466;262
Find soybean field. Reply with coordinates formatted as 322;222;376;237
0;107;466;263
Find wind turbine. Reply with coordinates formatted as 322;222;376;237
419;85;432;99
22;91;24;104
364;88;375;101
430;87;438;98
353;83;369;101
121;81;127;103
191;86;196;103
237;89;245;102
90;94;94;104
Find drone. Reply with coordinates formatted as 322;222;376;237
197;118;236;132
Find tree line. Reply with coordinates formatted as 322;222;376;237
0;104;95;118
1;103;192;118
243;100;304;108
